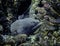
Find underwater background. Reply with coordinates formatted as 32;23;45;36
0;0;60;46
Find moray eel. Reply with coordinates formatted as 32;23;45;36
10;18;41;35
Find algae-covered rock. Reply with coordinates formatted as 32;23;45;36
14;34;27;42
20;43;31;46
3;35;15;43
0;0;60;46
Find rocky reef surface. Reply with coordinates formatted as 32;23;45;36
0;0;60;46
